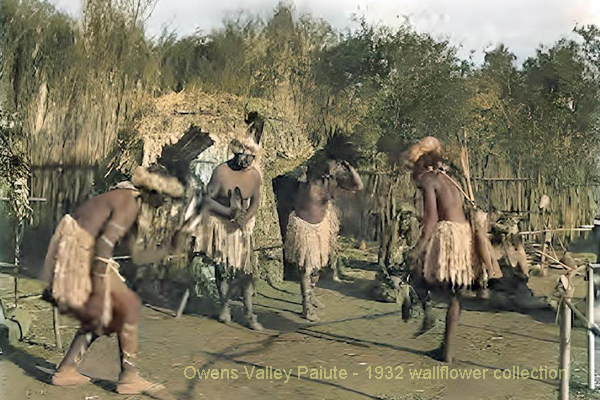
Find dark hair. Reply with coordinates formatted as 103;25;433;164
147;163;171;177
324;134;360;164
140;188;166;208
305;134;360;180
412;151;446;180
306;152;331;181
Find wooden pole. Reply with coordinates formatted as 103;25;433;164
486;181;492;213
13;225;19;306
588;266;596;389
0;197;46;202
559;297;572;400
517;159;523;212
564;298;600;336
565;300;600;336
13;220;24;307
144;303;176;317
459;133;475;203
53;307;63;351
540;208;549;277
13;277;18;307
520;228;592;235
534;250;573;271
176;289;190;319
472;177;531;181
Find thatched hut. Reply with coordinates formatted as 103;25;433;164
105;89;313;281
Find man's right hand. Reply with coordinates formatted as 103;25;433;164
232;209;249;228
406;246;424;266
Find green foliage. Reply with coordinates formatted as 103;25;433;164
1;0;158;165
0;0;598;186
368;29;471;153
0;110;32;222
518;38;600;181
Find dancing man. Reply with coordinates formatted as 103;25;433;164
44;166;184;393
408;136;482;363
284;155;363;321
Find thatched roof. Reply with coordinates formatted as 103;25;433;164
108;90;311;171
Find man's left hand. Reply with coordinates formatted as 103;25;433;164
232;210;248;228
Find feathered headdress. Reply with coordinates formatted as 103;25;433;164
408;136;443;163
229;135;261;156
131;166;185;198
229;110;264;156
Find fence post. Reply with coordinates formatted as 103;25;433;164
589;264;598;389
13;219;25;307
559;296;572;400
540;206;549;276
559;275;575;400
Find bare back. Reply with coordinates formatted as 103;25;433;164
73;189;139;238
419;171;468;225
430;172;468;223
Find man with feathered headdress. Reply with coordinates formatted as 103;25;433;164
279;136;364;321
184;126;264;330
42;165;184;394
407;136;481;363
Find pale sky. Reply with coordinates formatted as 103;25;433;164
49;0;600;64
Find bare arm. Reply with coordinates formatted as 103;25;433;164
85;193;138;330
241;188;260;225
341;160;364;192
92;194;139;284
236;173;261;226
415;179;438;254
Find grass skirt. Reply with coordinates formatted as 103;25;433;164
423;221;478;288
44;215;95;312
284;204;339;274
190;210;255;274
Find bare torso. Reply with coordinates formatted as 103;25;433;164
209;163;261;210
294;161;363;225
64;189;140;334
202;161;262;226
413;169;468;255
294;179;336;224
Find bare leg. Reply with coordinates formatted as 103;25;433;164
215;265;231;324
52;329;97;386
414;287;435;337
115;318;163;393
300;272;309;317
332;253;343;283
309;270;324;308
116;323;161;394
301;269;319;321
242;273;263;331
441;295;461;363
118;322;139;381
109;277;163;394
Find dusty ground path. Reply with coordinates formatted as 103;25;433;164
1;246;598;400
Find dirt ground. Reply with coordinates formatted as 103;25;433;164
2;244;599;400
